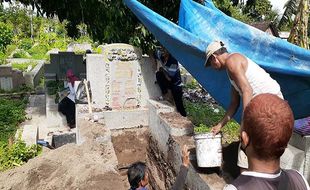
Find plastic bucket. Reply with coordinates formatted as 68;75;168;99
194;133;222;167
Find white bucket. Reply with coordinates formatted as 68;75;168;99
194;133;222;167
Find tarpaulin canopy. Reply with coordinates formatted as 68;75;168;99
124;0;310;121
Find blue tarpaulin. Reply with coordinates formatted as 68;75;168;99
123;0;310;122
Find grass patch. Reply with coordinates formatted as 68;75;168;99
11;61;38;72
0;135;42;172
0;97;27;144
0;97;41;172
184;99;240;144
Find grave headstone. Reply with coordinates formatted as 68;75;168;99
46;52;86;80
0;77;13;91
87;43;161;109
0;66;13;91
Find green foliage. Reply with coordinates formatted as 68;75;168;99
213;0;252;23
27;44;48;59
0;51;6;64
242;0;277;21
4;44;17;57
0;22;13;52
184;99;240;144
222;121;240;144
0;98;27;143
11;61;37;72
0;137;42;172
185;99;225;126
184;79;200;90
12;49;31;58
46;80;64;95
18;38;33;50
194;123;212;134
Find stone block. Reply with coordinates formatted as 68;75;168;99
0;66;12;76
51;132;76;148
12;69;25;88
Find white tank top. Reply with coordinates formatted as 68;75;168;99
228;57;283;99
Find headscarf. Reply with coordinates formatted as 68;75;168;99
66;69;78;86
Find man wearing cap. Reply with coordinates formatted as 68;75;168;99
205;41;283;170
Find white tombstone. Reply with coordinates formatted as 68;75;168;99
86;43;161;109
0;77;13;91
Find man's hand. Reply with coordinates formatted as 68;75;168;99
211;123;222;135
182;145;190;168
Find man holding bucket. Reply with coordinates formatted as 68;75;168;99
204;41;283;170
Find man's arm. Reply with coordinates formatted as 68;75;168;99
226;55;253;110
211;87;240;135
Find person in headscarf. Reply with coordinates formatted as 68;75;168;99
58;69;78;128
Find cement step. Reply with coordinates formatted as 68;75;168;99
45;94;67;128
21;125;38;146
21;95;45;145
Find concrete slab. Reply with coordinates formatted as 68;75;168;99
148;99;175;153
45;94;67;128
21;95;45;145
103;108;148;129
21;125;38;146
288;132;310;182
280;144;305;172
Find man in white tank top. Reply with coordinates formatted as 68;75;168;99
204;41;283;170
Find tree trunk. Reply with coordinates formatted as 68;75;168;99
288;0;309;49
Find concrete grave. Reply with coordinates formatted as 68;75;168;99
0;65;25;91
85;43;161;129
24;61;45;88
46;52;86;80
86;43;161;109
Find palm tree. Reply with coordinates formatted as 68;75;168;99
278;0;300;29
287;0;309;49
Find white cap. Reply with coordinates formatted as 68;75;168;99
204;41;225;67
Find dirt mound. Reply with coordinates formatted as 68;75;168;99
0;121;127;190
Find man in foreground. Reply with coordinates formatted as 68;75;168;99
224;94;309;190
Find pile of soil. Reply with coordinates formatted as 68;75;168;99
0;121;127;190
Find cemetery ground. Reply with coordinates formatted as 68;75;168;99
0;102;239;190
0;79;240;189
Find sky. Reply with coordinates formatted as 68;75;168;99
269;0;288;13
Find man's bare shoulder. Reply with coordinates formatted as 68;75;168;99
226;53;247;72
